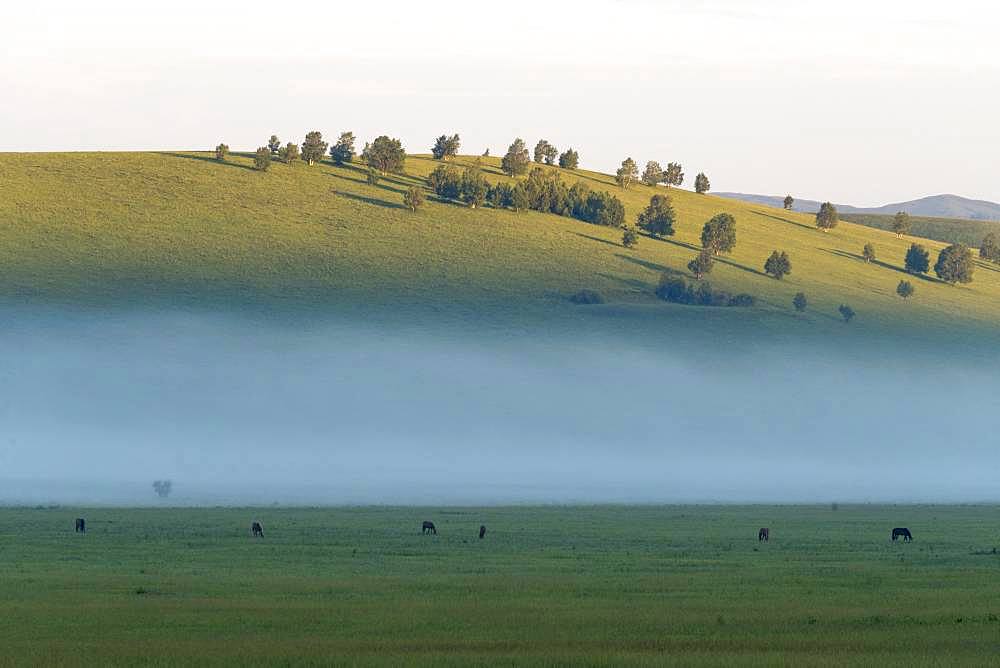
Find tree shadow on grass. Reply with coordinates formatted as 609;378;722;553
570;231;622;248
713;255;771;278
158;152;256;172
650;235;701;253
334;191;407;211
596;273;655;293
750;208;815;231
822;248;948;284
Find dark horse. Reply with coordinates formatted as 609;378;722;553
422;521;437;535
479;525;486;539
758;527;769;542
75;518;86;533
250;521;264;538
891;527;912;542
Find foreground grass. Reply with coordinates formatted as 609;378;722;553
1;152;999;346
1;505;999;666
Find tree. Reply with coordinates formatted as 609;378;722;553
815;202;838;232
152;480;172;498
363;136;406;175
253;147;271;171
641;161;663;186
215;143;229;161
694;172;710;194
279;142;300;166
510;183;530;211
615;158;639;189
664;162;684;187
764;250;791;279
934;243;974;284
783;195;794;210
980;233;1000;263
891;211;911;238
896;280;915;299
460;167;488;208
862;243;876;263
428;164;461;199
700;213;737;254
792;292;807;312
637;194;676;237
687;249;714;279
267;135;281;155
366;167;380;186
403;186;424;212
838;304;855;323
558;148;579;170
301;131;328;166
329;132;356;165
622;226;639;249
904;243;930;274
534;139;557;165
431;133;460;160
501;138;530;176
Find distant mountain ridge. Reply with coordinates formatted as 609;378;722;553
715;192;1000;221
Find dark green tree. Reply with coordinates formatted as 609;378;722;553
428;164;461;199
301;131;328;166
862;243;876;263
891;211;911;238
783;195;794;210
366;167;380;185
664;162;684;187
431;133;460;160
253;147;271;171
329;131;356;165
622;226;639;249
792;292;807;311
615;158;639;189
637;194;676;237
896;280;915;299
934;243;974;284
838;304;855;322
700;213;737;254
460;167;488;208
533;139;558;165
904;243;930;274
815;202;838;232
641;161;663;187
215;143;229;161
558;148;579;170
278;142;299;165
510;183;530;211
363;136;406;175
764;250;791;279
687;249;714;279
403;186;424;212
979;233;1000;263
694;172;710;194
501;138;530;176
268;135;281;155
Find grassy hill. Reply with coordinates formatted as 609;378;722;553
2;151;998;345
842;213;999;247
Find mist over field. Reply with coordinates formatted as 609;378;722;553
0;306;996;506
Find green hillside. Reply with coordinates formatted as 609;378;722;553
842;213;1000;247
2;151;998;344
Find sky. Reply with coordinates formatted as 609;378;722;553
3;0;999;205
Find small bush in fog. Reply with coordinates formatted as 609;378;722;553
153;480;172;498
792;292;808;312
838;304;856;323
569;289;605;305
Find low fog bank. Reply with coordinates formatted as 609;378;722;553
0;307;997;505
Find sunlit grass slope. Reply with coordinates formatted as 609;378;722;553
1;151;998;341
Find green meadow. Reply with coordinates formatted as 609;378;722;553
2;505;999;666
1;151;998;347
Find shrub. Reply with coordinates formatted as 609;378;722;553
253;147;271;171
792;292;807;311
838;304;856;322
215;143;229;161
569;289;604;305
403;186;424;212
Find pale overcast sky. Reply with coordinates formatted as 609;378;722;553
3;0;998;205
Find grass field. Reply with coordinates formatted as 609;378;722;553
2;505;999;666
842;213;1000;248
1;151;999;347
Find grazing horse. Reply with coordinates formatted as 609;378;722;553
758;527;769;542
75;518;86;533
422;521;437;535
891;527;912;542
250;521;264;538
479;525;486;539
